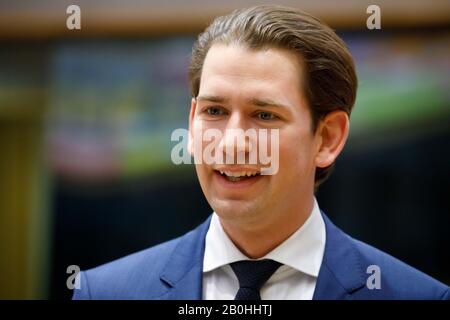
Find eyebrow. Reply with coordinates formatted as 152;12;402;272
196;95;289;110
249;97;288;109
196;95;227;103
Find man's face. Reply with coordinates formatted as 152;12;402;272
189;44;320;224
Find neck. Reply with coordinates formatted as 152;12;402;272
219;197;315;259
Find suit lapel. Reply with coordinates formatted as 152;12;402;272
159;216;211;299
158;212;366;300
313;213;366;299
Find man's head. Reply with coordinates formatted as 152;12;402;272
188;5;357;223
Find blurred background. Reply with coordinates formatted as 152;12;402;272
0;0;449;299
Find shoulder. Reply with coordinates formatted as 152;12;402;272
320;213;449;300
350;236;449;299
72;236;181;299
72;216;211;300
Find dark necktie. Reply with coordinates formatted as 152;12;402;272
230;259;282;300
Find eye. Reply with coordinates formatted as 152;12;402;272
205;107;224;116
257;111;278;121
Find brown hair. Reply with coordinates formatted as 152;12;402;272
188;5;357;188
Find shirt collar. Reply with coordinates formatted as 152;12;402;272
203;197;326;277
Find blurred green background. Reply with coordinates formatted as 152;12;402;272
0;0;449;299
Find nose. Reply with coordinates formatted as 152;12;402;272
218;112;255;163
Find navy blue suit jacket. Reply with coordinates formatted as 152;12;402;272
73;213;449;300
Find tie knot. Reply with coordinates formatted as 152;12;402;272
230;259;282;295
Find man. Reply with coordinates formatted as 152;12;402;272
73;5;449;300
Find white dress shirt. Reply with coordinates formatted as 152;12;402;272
202;197;326;300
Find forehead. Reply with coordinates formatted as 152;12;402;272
199;44;305;102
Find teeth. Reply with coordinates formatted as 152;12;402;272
219;170;259;177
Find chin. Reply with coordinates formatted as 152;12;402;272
210;197;264;222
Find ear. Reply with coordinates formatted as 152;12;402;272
188;97;197;156
314;110;349;168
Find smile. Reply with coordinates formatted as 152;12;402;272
215;169;261;183
219;170;260;182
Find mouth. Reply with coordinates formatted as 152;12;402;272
214;168;263;191
214;169;261;182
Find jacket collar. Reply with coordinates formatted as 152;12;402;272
312;213;366;299
159;212;366;300
159;216;211;299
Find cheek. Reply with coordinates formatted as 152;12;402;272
195;163;210;180
278;131;316;175
193;120;225;160
195;163;213;196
